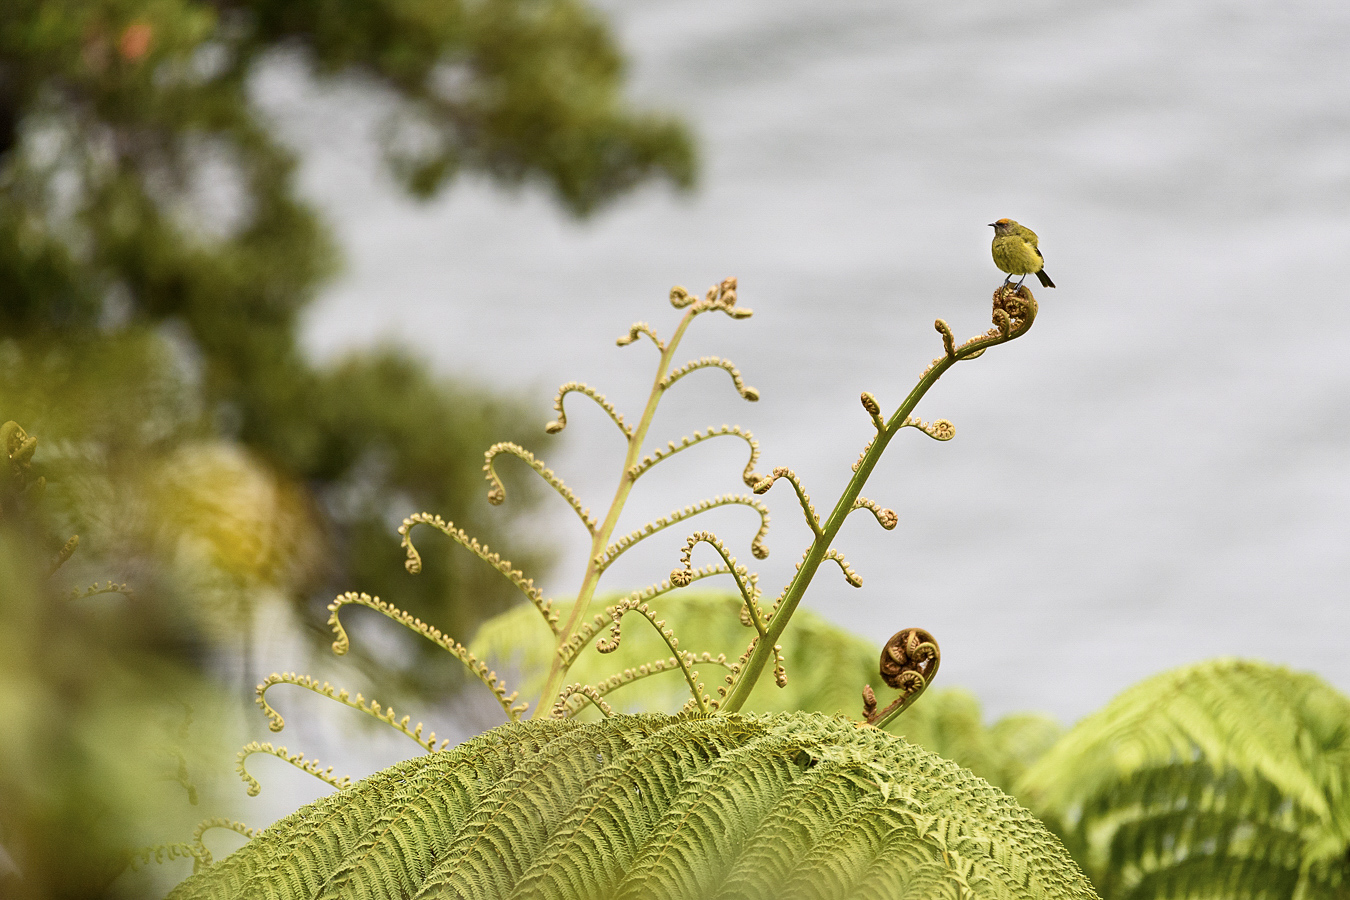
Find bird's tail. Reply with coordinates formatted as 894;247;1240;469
1036;270;1055;289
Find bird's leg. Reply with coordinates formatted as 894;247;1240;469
1002;273;1012;286
1014;274;1028;289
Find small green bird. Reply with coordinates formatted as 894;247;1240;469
990;218;1054;288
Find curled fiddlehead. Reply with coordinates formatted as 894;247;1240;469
862;627;941;729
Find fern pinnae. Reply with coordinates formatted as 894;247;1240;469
483;441;597;533
236;741;352;797
128;842;206;873
617;321;665;351
256;672;450;752
860;391;887;432
190;818;256;867
68;579;134;600
668;531;767;636
902;416;956;442
399;511;559;633
626;424;764;489
557;653;735;718
753;467;822;537
552;683;615;718
556;567;732;667
658;356;760;402
545;380;632;437
850;497;899;530
822;549;864;587
596;596;712;713
595;493;770;572
328;591;526;720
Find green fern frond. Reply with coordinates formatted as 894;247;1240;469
1017;659;1350;900
169;713;1096;900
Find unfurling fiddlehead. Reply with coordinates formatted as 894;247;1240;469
862;627;941;729
595;493;770;571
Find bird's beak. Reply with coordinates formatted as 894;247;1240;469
987;222;996;227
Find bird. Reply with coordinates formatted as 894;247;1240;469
989;218;1054;288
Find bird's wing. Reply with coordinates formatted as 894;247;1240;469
1035;246;1044;262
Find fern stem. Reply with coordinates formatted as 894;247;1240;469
535;306;701;713
722;289;1034;712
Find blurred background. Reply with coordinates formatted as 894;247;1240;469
3;0;1348;896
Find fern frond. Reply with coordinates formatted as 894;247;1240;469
555;566;732;666
128;842;205;874
752;466;821;536
545;380;632;437
191;818;256;867
172;714;1095;900
659;356;760;402
1018;659;1350;900
616;321;664;351
850;497;898;530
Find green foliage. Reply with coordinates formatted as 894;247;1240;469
0;422;239;900
474;591;1062;792
1017;659;1350;900
168;712;1096;900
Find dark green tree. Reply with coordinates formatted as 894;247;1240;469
0;0;695;682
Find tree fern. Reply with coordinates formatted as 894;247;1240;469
1016;659;1350;900
168;712;1095;900
165;281;1080;898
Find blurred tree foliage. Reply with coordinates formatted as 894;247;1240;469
0;0;695;682
3;420;242;900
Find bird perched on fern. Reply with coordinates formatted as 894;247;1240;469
990;218;1055;288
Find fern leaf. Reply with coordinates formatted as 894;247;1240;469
169;713;1095;900
1017;659;1350;900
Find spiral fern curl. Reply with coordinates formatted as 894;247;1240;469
170;713;1095;900
1017;659;1350;900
